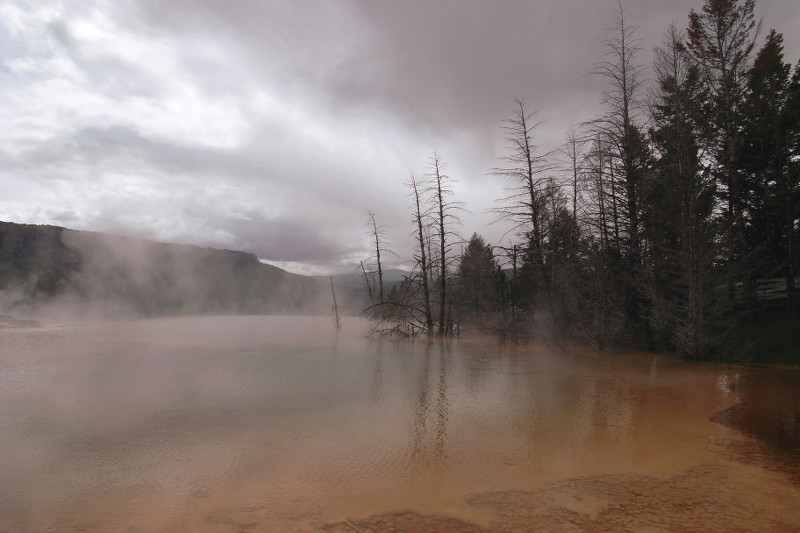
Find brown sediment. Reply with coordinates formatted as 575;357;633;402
712;431;800;488
322;464;800;532
710;368;800;485
322;510;492;533
711;417;800;487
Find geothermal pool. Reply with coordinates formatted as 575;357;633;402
1;315;798;531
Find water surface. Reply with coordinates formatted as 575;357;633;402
1;315;798;531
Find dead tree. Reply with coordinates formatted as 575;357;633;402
409;173;434;335
330;276;341;329
367;210;389;305
425;153;464;336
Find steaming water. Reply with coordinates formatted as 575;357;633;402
1;315;799;531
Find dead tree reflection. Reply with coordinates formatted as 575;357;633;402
409;342;451;478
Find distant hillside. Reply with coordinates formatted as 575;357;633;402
327;268;411;286
320;268;410;311
0;221;342;319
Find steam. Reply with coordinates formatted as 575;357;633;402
0;223;358;321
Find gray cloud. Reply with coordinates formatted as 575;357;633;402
1;0;798;274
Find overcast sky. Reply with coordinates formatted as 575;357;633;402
2;0;798;275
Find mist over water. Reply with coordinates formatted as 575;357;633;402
1;315;799;531
0;222;340;321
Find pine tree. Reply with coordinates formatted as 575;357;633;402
456;233;499;316
686;0;762;311
646;24;717;357
740;31;794;306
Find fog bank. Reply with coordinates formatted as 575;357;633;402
0;221;357;320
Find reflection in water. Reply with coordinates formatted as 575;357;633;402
1;315;799;531
411;341;431;471
434;343;450;465
409;342;451;480
369;341;383;404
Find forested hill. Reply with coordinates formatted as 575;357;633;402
0;221;334;319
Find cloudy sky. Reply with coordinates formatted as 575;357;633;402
2;0;798;275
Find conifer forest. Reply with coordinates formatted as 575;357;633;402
362;0;800;362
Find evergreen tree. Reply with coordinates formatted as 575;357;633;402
740;31;797;313
686;0;762;311
646;24;717;357
455;233;500;316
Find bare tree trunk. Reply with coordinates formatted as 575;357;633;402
596;138;610;251
409;174;434;335
431;155;449;336
359;260;374;305
562;127;586;227
330;276;341;329
492;99;551;323
368;211;385;304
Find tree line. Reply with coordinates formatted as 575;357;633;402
362;0;799;360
